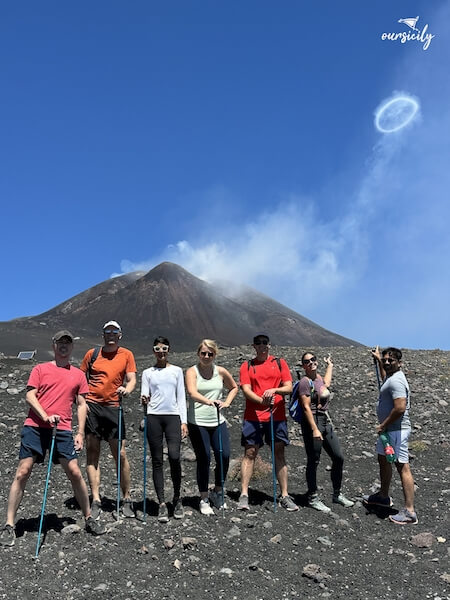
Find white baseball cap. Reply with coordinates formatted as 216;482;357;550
103;320;122;332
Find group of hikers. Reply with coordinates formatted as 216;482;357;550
0;321;417;547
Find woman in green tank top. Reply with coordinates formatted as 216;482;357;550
185;339;238;515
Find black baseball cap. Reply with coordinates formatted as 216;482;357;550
253;334;270;344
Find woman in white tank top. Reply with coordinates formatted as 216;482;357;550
185;339;238;515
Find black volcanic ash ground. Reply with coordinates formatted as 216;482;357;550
0;346;449;600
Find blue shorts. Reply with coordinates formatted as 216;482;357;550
376;428;411;463
19;426;77;464
241;420;290;448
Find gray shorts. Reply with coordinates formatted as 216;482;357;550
376;428;411;463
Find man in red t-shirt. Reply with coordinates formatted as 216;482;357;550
0;331;105;547
238;334;298;511
80;321;136;519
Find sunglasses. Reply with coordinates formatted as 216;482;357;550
104;329;120;335
302;357;317;365
200;351;214;358
381;357;397;364
154;345;169;352
254;340;269;346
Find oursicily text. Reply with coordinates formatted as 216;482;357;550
381;24;435;51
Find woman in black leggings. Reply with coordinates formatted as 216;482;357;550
298;351;354;512
140;337;188;522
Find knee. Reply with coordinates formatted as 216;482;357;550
67;462;83;484
333;454;344;467
15;464;33;483
168;449;181;463
274;443;285;458
221;449;230;461
151;457;163;469
86;443;100;464
196;452;210;467
396;462;411;475
244;446;258;460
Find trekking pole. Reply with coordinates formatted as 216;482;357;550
269;403;277;513
142;409;147;523
35;423;57;557
116;398;123;521
372;349;381;391
216;403;225;518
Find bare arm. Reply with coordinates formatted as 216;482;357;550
74;394;88;451
300;393;323;440
323;355;333;387
118;372;136;397
26;387;59;425
241;383;265;406
217;367;238;408
376;397;407;434
371;346;386;380
242;380;292;407
261;380;293;401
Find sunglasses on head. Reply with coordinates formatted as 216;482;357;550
302;357;317;365
200;351;214;357
254;340;269;346
104;329;120;335
154;345;169;352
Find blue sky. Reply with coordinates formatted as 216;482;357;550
1;1;448;350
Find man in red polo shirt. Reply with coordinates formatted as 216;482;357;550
238;334;298;511
0;330;105;547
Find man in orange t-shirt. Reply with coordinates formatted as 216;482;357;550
80;321;137;519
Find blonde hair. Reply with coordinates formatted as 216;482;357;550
197;339;219;355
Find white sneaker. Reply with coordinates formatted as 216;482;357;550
199;498;214;515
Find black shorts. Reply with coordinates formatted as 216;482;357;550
86;402;126;441
19;426;77;464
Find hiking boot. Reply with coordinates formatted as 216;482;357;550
0;524;15;547
389;508;418;525
199;498;214;515
173;499;184;520
121;499;135;518
332;493;354;508
85;517;106;536
280;495;299;511
237;494;249;511
210;489;228;510
90;500;102;520
363;493;393;508
308;495;331;513
158;503;169;523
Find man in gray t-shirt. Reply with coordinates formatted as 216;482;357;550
365;347;417;525
377;369;411;431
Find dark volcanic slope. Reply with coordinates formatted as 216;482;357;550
0;272;145;360
0;262;358;358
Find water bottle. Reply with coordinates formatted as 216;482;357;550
379;432;396;463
